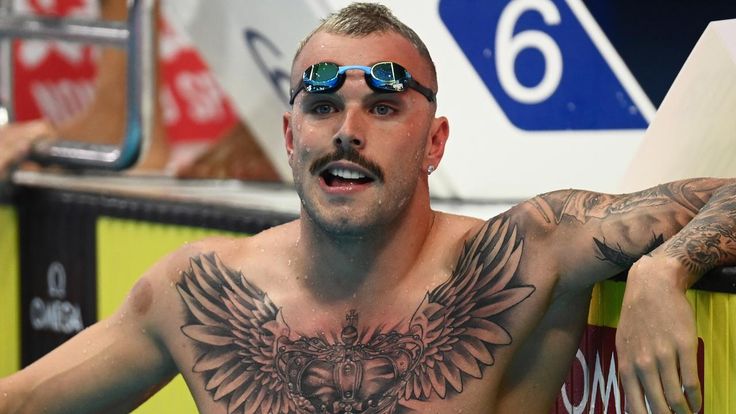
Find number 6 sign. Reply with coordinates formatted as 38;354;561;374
439;0;649;131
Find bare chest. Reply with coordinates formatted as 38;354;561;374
167;213;569;413
167;252;533;413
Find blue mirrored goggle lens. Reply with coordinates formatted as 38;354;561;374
371;62;402;82
304;62;341;92
371;62;408;91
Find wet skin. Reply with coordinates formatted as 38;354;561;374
2;28;735;414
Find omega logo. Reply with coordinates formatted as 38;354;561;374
29;261;84;335
46;261;67;299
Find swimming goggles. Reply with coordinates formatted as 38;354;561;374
289;61;436;105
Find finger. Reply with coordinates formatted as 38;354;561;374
621;365;647;414
659;357;692;414
679;347;702;413
637;361;671;414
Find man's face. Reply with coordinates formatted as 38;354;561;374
284;31;448;237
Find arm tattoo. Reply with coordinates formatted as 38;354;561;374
176;215;535;413
531;178;715;225
595;233;665;268
664;183;736;274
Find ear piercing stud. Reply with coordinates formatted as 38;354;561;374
427;165;435;175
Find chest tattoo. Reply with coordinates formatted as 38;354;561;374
177;216;535;414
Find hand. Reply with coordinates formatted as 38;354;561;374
0;119;56;178
616;255;701;414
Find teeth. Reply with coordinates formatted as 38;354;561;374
329;167;366;180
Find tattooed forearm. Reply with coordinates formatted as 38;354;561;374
663;182;736;274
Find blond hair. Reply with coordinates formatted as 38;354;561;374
293;2;437;85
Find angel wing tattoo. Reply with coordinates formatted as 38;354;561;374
177;215;535;414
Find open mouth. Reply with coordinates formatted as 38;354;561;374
321;167;375;187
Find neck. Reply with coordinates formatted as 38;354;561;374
296;197;436;302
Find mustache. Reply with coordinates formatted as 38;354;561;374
309;145;385;182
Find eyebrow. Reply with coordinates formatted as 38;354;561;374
298;92;342;106
363;91;405;105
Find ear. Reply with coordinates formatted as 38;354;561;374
283;111;295;166
424;116;449;171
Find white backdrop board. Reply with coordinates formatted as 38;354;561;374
620;19;736;192
164;1;732;200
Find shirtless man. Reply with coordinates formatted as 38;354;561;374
1;3;735;413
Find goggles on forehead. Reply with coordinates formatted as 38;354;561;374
289;61;436;105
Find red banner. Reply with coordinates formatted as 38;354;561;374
554;325;705;413
12;0;236;144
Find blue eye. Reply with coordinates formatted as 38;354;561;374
312;103;336;115
372;104;395;116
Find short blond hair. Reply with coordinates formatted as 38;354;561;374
293;2;437;85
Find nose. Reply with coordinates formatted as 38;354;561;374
333;134;364;150
333;108;366;150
